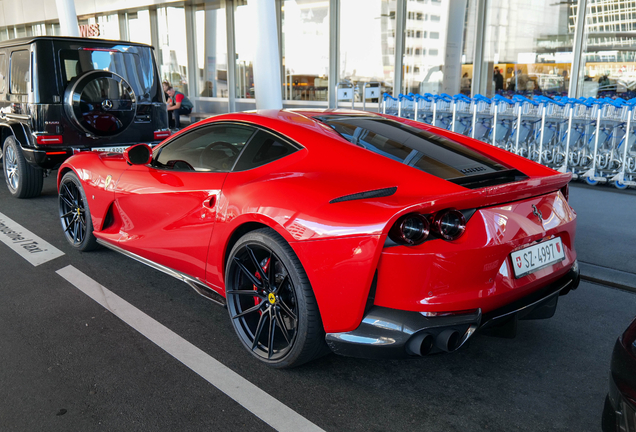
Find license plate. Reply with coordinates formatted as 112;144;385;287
91;146;129;153
510;237;565;278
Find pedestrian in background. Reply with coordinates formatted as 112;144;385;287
166;87;193;130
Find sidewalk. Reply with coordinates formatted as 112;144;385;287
569;183;636;293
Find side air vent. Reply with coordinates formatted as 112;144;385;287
460;166;486;174
330;186;398;204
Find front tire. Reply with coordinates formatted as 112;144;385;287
225;228;328;368
2;136;43;198
59;171;99;251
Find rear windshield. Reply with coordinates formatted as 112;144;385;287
59;46;159;103
316;115;510;181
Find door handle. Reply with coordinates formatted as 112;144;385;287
204;195;216;208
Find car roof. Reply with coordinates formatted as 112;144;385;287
0;36;153;49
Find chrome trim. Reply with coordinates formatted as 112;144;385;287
5;113;31;121
96;239;226;306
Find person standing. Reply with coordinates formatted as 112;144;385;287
166;87;193;130
493;67;504;92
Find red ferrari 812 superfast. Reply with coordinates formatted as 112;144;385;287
57;109;579;368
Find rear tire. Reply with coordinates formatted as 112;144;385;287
225;228;328;368
2;136;43;198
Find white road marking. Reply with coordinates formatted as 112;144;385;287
0;211;64;266
55;265;325;432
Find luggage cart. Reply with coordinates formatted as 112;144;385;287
451;94;472;135
469;95;493;141
361;82;381;112
414;94;435;125
335;81;355;109
398;93;415;119
609;102;636;189
580;100;625;185
382;93;399;116
489;95;517;148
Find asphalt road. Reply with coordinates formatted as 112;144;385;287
0;175;635;432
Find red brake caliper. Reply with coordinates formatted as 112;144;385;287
253;258;270;315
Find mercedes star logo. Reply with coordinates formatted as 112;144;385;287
101;99;113;110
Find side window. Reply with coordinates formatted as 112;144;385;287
233;130;299;171
155;124;256;172
10;50;30;94
0;54;6;93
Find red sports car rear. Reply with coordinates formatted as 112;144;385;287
57;109;579;367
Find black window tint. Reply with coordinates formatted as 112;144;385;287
317;115;509;180
155;125;255;172
233;130;298;171
0;54;6;93
10;50;30;94
59;48;157;103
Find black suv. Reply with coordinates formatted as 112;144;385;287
0;36;168;198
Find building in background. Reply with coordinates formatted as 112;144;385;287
1;0;635;114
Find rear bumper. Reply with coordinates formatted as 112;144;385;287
325;260;580;359
21;142;163;170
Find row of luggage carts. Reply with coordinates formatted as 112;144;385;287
382;92;636;189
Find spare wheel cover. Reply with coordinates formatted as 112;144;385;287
65;70;137;137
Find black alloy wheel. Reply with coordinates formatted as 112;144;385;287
226;228;327;368
58;172;98;251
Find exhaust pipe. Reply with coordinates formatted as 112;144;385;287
406;333;435;356
436;329;460;352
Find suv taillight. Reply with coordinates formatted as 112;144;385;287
154;130;171;140
36;135;63;145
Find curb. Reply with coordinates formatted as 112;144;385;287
579;262;636;294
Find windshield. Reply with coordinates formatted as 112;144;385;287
59;45;159;103
316;115;509;180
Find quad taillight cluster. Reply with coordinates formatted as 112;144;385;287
389;208;467;245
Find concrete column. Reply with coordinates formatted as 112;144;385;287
393;0;407;96
441;0;468;95
55;0;79;37
328;0;339;108
471;0;487;96
569;0;588;98
247;0;282;110
185;5;198;99
204;6;218;97
226;0;237;112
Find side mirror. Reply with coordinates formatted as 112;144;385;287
124;144;153;166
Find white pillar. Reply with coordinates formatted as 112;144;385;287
441;0;468;95
55;0;80;37
248;0;282;110
205;6;218;97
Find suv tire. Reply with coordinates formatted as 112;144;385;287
2;136;43;198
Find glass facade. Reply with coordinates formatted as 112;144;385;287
196;2;228;98
234;1;256;99
339;0;395;105
1;0;636;112
281;0;330;101
483;0;572;97
157;6;189;95
576;0;636;99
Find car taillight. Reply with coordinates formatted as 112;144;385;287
389;213;429;245
620;317;636;354
154;130;171;140
36;135;63;145
432;208;466;241
560;183;569;202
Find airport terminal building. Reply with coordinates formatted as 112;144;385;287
0;0;632;115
